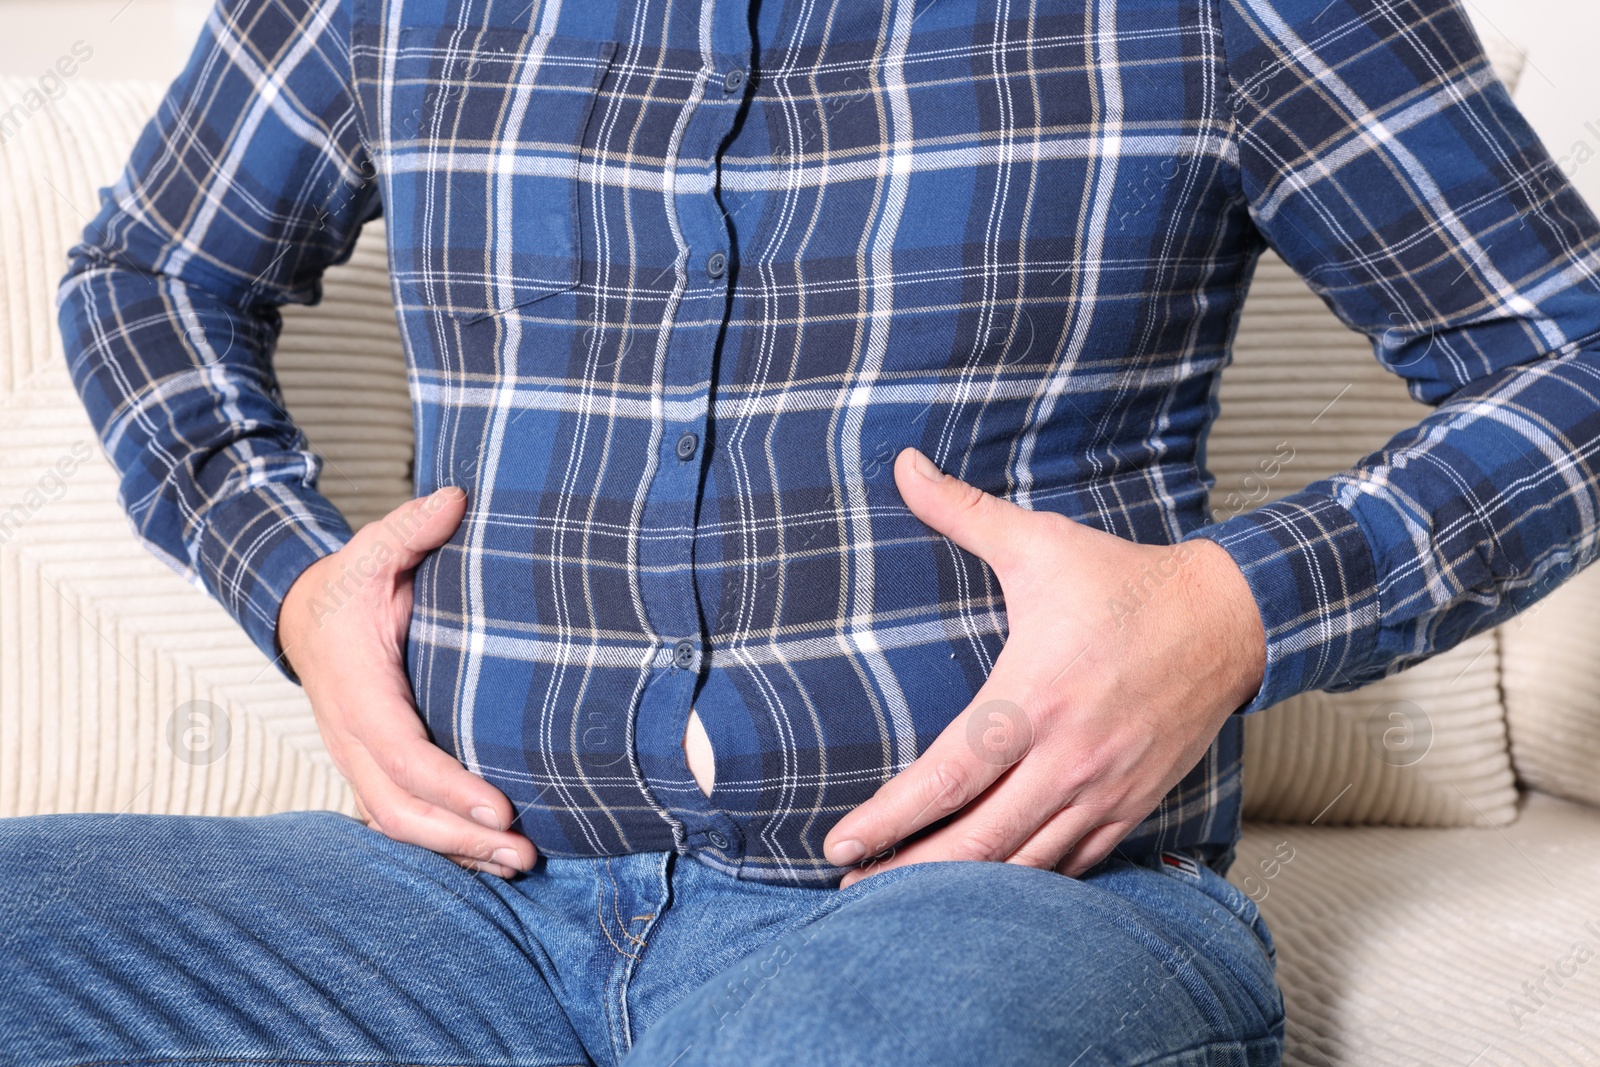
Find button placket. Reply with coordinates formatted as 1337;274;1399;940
628;39;755;869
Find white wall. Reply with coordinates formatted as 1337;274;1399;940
2;0;1597;208
0;0;210;84
1460;0;1600;207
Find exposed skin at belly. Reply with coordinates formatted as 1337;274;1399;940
684;708;715;798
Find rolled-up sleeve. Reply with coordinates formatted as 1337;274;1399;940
58;0;380;671
1192;0;1600;711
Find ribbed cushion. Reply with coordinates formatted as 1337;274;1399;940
0;75;414;818
1239;632;1515;826
1207;40;1528;829
1501;564;1600;809
1233;792;1600;1065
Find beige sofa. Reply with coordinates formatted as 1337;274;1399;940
4;57;1600;1065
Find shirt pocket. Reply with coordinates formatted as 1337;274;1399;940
373;26;617;324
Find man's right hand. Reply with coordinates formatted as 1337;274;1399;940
277;487;537;878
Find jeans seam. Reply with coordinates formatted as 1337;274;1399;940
604;858;648;949
1134;1032;1285;1066
614;853;672;1060
1176;865;1278;974
1138;862;1284;1035
594;861;642;962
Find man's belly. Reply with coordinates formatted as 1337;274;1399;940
684;709;715;797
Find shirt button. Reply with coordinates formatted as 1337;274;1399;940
675;431;699;460
722;68;746;93
707;830;730;849
673;639;697;669
706;252;727;279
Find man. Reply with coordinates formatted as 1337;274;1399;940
11;0;1599;1062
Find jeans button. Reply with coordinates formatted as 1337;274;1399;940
673;639;697;669
707;830;730;849
706;252;727;278
675;431;699;460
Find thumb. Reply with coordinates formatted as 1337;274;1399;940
893;448;1021;569
360;486;469;573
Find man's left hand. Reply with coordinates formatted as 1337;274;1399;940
824;448;1267;887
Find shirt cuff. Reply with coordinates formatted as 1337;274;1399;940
1183;490;1382;713
193;481;354;679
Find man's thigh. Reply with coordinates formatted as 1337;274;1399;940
625;858;1285;1067
0;811;588;1067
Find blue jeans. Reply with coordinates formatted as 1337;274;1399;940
0;812;1283;1065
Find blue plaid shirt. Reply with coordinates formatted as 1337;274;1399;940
60;0;1600;884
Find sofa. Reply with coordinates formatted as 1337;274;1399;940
3;36;1598;1064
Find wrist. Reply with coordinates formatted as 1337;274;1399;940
1186;537;1267;711
276;551;339;681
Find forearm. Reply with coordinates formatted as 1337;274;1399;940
55;0;379;668
59;256;354;663
1191;344;1600;710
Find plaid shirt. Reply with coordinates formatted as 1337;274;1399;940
60;0;1600;884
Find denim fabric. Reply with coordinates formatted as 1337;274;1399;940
0;812;1282;1065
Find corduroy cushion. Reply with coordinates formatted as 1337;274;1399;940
1230;792;1600;1066
1501;563;1600;810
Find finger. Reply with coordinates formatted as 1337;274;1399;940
352;792;376;830
448;854;518;879
1055;820;1139;879
834;767;1070;887
1005;803;1103;870
374;727;525;840
331;660;528;839
823;682;1031;867
353;486;470;574
837;845;904;889
835;800;1026;889
893;448;1024;570
343;742;538;870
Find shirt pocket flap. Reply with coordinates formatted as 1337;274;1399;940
368;26;617;323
